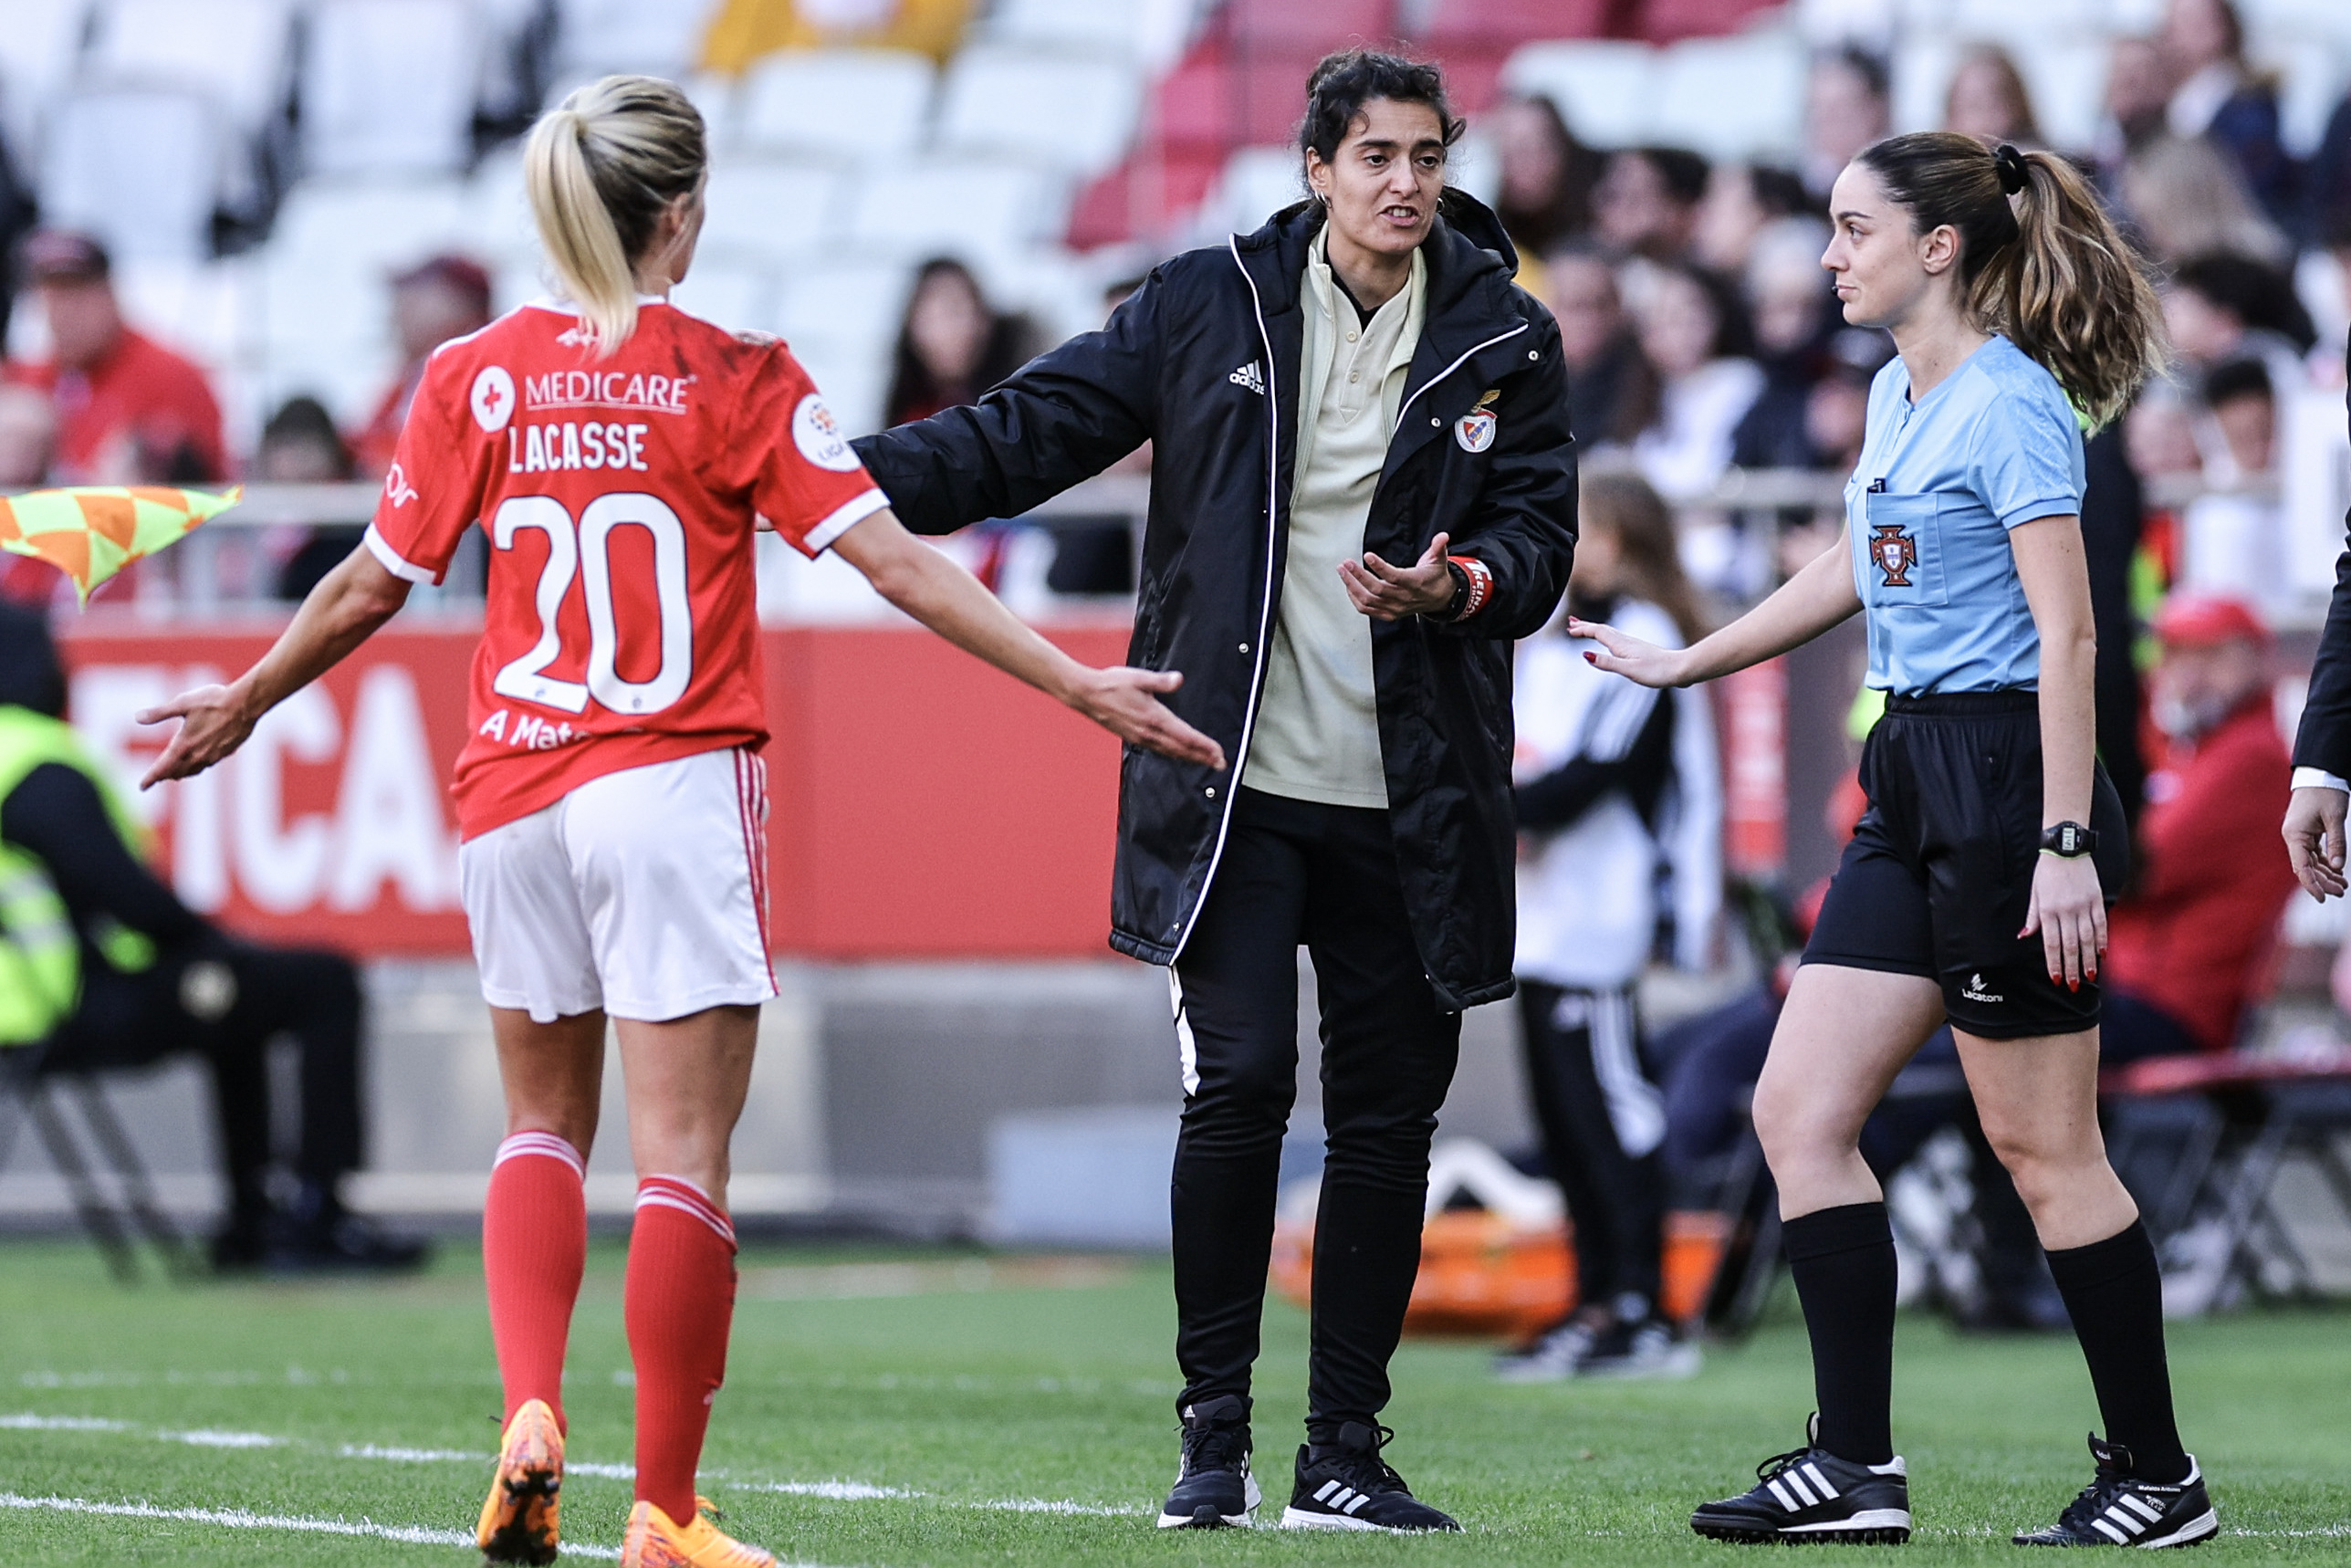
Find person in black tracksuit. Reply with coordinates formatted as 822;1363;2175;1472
0;605;421;1273
852;53;1574;1533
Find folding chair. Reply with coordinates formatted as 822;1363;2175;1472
0;1038;198;1282
2103;1051;2351;1307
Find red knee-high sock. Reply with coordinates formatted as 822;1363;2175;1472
626;1176;737;1524
484;1132;589;1432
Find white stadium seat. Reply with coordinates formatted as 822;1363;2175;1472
42;88;228;263
553;0;725;77
935;46;1143;178
669;260;775;336
1652;33;1807;162
258;179;475;417
2016;37;2114;156
737;48;935;161
1889;33;1960;137
1499;42;1658;152
1792;0;1896;45
1944;0;2105;34
464;146;541;266
846;158;1068;263
768;252;914;433
304;0;482;177
983;0;1206;71
87;0;296;134
696;162;852;263
0;0;91;155
1195;145;1309;241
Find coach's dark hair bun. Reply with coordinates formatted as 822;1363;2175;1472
1297;49;1465;168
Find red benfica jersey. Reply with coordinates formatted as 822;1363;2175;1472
366;300;887;839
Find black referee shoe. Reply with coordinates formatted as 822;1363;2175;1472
1155;1396;1259;1529
2013;1436;2218;1548
1690;1418;1911;1544
1281;1422;1460;1533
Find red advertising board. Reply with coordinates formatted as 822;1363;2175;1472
56;617;1134;960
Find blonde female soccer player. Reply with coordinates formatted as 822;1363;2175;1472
138;75;1219;1568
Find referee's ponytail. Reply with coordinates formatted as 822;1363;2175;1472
1856;131;2165;429
523;76;706;359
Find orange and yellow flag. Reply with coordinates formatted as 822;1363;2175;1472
0;485;240;605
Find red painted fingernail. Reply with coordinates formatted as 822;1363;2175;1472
2087;968;2097;982
2069;978;2080;993
2050;973;2061;984
1584;652;1597;664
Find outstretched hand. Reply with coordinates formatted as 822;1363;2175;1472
2284;785;2349;901
1341;532;1457;621
1068;666;1226;770
1567;616;1692;689
137;682;257;789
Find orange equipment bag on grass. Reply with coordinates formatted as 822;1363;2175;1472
1268;1140;1729;1341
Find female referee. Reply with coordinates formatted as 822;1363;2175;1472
1579;134;2216;1550
136;76;1220;1568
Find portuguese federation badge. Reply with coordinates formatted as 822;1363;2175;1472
0;485;241;605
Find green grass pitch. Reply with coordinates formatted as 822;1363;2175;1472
0;1239;2345;1564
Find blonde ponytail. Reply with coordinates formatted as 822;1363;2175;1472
1855;131;2168;429
522;75;705;358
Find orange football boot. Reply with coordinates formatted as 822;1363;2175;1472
619;1496;778;1568
476;1397;563;1564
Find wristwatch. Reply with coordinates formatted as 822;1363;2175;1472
2040;821;2097;857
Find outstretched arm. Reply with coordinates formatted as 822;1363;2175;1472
1578;524;1861;688
832;508;1225;770
139;546;413;786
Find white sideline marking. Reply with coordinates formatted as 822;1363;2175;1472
0;1491;619;1558
11;1415;1147;1521
755;1480;914;1500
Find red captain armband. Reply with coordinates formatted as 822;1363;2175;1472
1447;555;1494;621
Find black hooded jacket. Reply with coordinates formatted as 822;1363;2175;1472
852;192;1577;1008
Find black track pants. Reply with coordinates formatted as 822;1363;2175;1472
1517;979;1667;1312
48;944;366;1217
1168;788;1461;1440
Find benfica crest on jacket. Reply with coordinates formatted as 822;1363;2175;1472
1870;522;1917;588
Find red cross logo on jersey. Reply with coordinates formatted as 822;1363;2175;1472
481;382;505;417
1870;523;1917;588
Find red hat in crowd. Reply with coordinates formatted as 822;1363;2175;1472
21;230;111;285
2152;593;2270;649
391;253;494;315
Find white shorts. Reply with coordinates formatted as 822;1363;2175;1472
458;747;777;1024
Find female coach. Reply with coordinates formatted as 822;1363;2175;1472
1581;134;2218;1550
134;75;1218;1568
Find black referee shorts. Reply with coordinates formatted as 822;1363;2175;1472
1802;690;2129;1040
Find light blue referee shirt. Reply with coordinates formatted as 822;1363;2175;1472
1844;334;2085;695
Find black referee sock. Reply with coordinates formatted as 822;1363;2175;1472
2045;1220;2190;1484
1782;1202;1898;1466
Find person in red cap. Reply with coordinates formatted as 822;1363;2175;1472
2103;594;2296;1057
350;254;494;477
2;230;226;484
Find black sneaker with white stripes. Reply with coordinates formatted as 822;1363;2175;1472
2013;1436;2218;1549
1690;1417;1911;1544
1281;1422;1460;1533
1156;1395;1259;1529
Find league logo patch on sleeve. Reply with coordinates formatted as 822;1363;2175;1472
792;393;861;472
1455;409;1497;454
1870;523;1917;588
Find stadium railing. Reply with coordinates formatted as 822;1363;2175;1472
20;470;2284;618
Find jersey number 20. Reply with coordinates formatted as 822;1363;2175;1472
489;492;692;716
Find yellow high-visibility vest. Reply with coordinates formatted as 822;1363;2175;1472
0;706;156;1049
